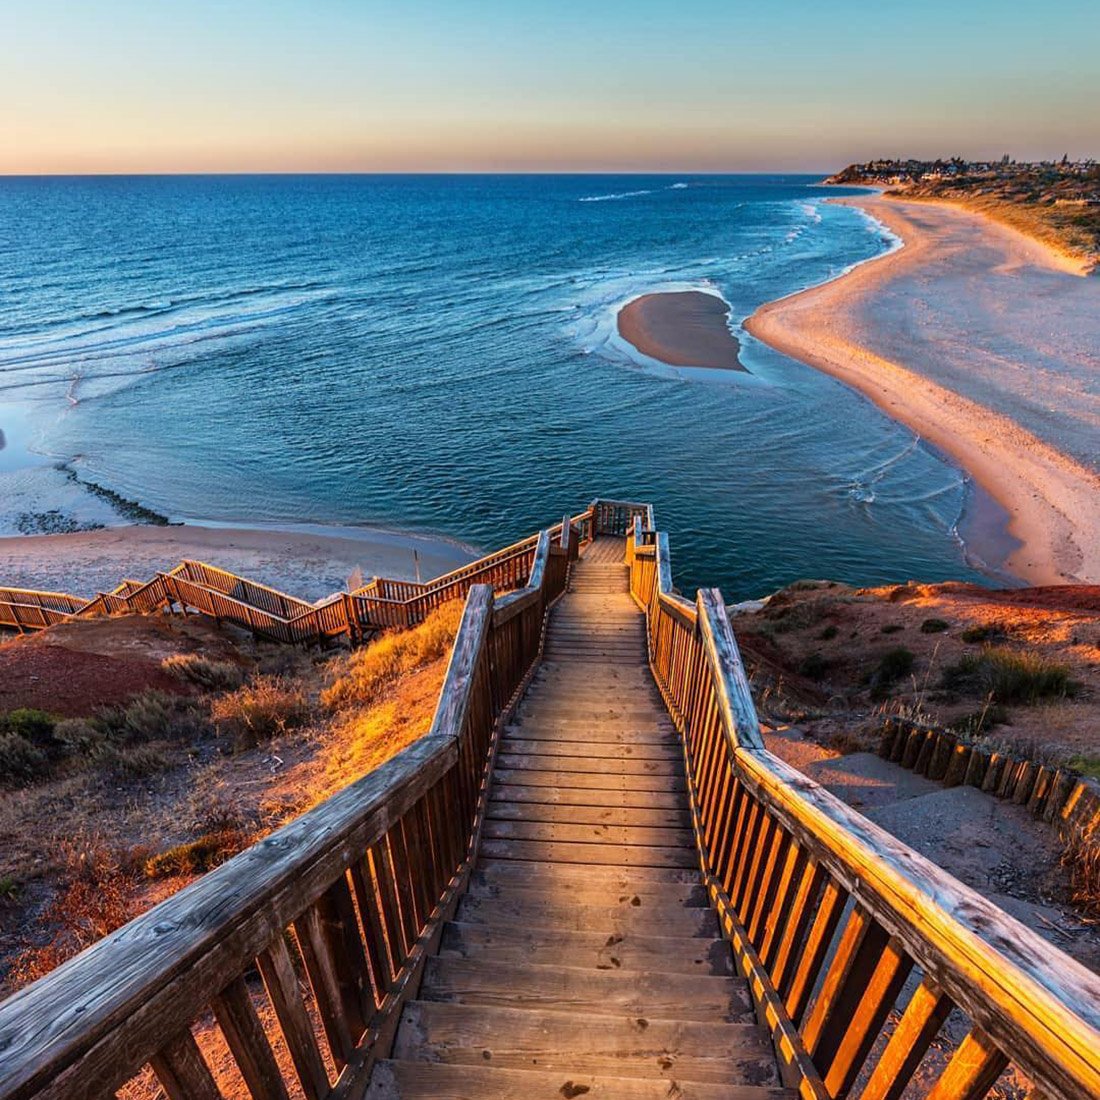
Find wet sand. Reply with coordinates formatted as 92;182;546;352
745;196;1100;586
0;523;476;604
618;290;746;371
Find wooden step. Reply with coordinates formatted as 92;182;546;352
369;1061;792;1100
439;921;732;975
482;817;694;851
493;768;686;793
465;877;708;910
504;723;677;745
479;837;697;868
453;894;718;936
418;957;754;1021
491;784;686;811
499;737;679;762
486;799;691;829
494;752;683;778
471;857;702;889
392;1002;779;1085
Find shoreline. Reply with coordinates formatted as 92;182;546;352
0;522;477;605
617;290;746;371
745;195;1100;586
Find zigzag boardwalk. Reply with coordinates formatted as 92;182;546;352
370;540;791;1098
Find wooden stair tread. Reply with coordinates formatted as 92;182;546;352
454;895;718;936
369;1060;794;1099
438;922;733;975
492;784;687;810
419;957;755;1021
482;818;695;849
487;799;692;828
465;879;708;908
471;858;702;887
392;1002;779;1085
479;836;698;867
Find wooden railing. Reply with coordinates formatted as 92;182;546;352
0;521;577;1100
626;517;1100;1100
0;506;595;644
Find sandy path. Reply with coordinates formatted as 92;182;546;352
745;196;1100;586
0;523;475;604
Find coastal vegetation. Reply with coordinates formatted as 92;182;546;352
828;157;1100;270
0;604;461;993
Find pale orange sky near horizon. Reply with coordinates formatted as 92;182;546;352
1;0;1096;174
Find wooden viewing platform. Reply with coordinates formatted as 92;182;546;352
0;500;1098;1100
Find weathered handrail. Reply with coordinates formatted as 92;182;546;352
0;519;579;1100
627;516;1100;1100
0;506;601;644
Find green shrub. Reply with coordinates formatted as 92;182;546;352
949;702;1009;736
162;653;244;691
798;653;831;681
942;646;1071;704
0;731;50;785
98;691;204;744
817;625;838;641
920;618;950;634
0;708;58;745
880;624;904;635
144;829;249;879
961;624;997;644
869;647;916;700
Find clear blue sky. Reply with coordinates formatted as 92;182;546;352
1;0;1097;173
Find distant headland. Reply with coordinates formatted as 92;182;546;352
827;156;1100;274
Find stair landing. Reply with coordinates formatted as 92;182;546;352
370;538;790;1098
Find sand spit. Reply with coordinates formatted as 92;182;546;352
745;196;1100;586
618;290;746;371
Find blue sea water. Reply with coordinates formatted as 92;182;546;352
0;174;993;598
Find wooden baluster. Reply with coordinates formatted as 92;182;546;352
729;800;765;911
759;842;808;969
211;975;291;1100
292;905;356;1070
388;818;423;948
736;813;778;926
256;935;331;1100
370;837;410;968
721;782;755;898
801;910;913;1096
924;1028;1009;1100
860;978;954;1100
784;880;848;1022
350;856;395;1000
746;826;790;947
150;1028;224;1100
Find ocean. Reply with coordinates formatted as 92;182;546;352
0;174;995;598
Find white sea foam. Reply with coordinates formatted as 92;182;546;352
669;183;689;189
578;189;654;203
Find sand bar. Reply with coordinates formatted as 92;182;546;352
618;290;746;371
745;195;1100;586
0;523;476;605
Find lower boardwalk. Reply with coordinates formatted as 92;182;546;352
370;541;791;1098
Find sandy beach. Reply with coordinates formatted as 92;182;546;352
0;523;475;604
745;195;1100;586
618;290;746;371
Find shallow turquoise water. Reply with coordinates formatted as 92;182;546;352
0;174;991;597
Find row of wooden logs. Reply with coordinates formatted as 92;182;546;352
879;717;1100;838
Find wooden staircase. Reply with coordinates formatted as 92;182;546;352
370;539;791;1098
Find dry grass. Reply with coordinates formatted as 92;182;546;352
210;675;310;749
321;600;463;711
162;653;245;691
1062;823;1100;919
7;839;140;988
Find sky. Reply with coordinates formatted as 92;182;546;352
1;0;1097;174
